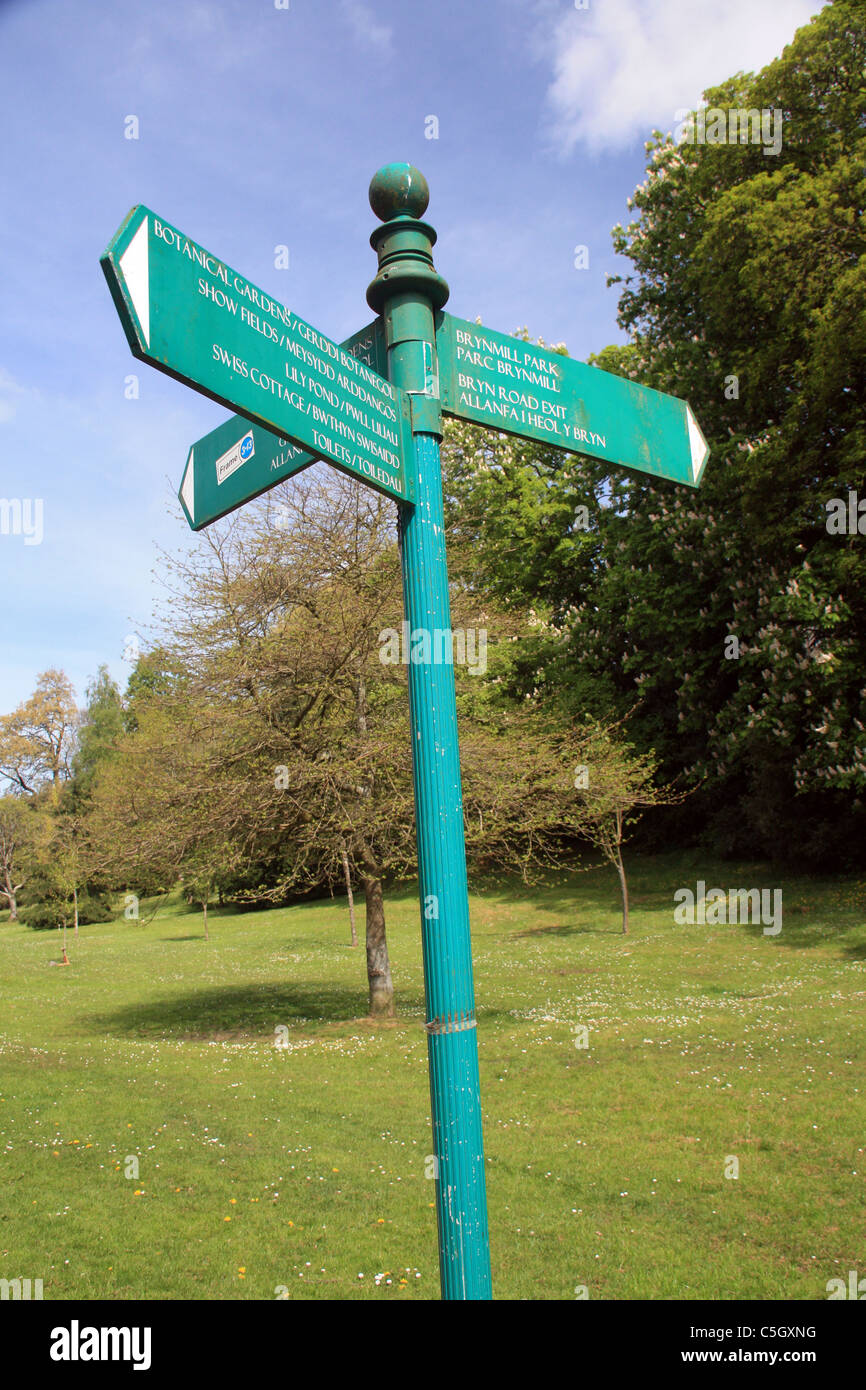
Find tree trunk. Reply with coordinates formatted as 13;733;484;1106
363;868;393;1018
341;847;358;947
202;898;209;942
2;870;19;921
614;834;629;936
355;676;390;1013
73;885;79;940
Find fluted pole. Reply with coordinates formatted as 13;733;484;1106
367;163;492;1300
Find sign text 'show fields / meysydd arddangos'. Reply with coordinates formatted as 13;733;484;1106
178;319;390;530
100;208;412;506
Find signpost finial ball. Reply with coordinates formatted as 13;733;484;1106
369;163;429;222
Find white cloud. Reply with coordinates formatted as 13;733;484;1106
539;0;826;154
340;0;393;54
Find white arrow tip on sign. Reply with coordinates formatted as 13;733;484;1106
686;405;708;483
180;447;195;523
119;216;150;347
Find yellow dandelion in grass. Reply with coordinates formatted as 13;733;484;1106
133;1190;143;1196
175;1187;181;1193
85;1143;93;1149
224;1216;231;1222
377;1218;385;1224
229;1198;237;1204
53;1150;60;1157
288;1220;294;1228
238;1266;246;1273
332;1168;339;1173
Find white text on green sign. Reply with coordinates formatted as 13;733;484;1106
178;320;397;529
100;207;412;500
436;311;708;487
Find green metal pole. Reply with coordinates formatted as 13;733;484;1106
366;164;492;1300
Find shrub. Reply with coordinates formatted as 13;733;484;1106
23;894;113;929
77;894;113;924
24;902;61;931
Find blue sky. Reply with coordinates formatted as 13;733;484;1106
0;0;823;714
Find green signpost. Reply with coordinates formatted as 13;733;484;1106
179;320;394;530
101;164;709;1303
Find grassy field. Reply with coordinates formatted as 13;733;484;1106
1;850;864;1301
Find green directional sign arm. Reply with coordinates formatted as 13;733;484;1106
101;206;413;505
178;421;314;532
436;310;709;488
178;319;391;531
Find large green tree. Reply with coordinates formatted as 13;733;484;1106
87;468;636;1009
442;1;866;866
71;666;124;804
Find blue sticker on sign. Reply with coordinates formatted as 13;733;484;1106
240;433;254;460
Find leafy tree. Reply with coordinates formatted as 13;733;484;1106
164;471;410;1012
0;670;78;793
122;648;178;734
88;468;621;1010
48;801;83;938
441;2;866;867
87;696;243;940
568;719;684;934
17;781;112;937
0;796;52;921
71;666;124;803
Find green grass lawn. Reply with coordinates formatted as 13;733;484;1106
1;850;864;1300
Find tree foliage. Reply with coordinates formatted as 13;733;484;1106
441;2;866;867
0;669;78;794
0;796;52;922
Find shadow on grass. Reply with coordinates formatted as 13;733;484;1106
768;923;866;953
478;856;866;955
82;981;429;1040
510;922;615;939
